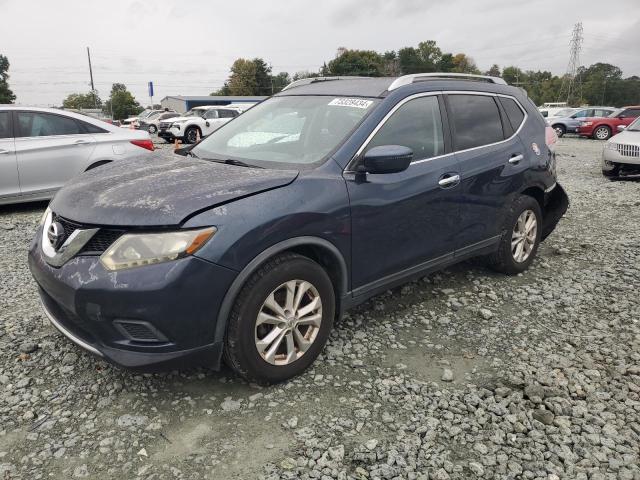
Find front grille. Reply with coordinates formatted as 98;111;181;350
616;143;640;157
53;214;125;255
159;122;171;130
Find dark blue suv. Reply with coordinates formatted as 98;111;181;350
28;74;568;383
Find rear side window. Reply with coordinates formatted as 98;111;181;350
16;112;83;137
0;112;12;139
219;110;238;118
205;110;219;119
594;109;613;117
448;95;504;151
366;95;444;161
498;97;525;132
80;120;108;134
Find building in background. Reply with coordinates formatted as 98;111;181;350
160;96;267;113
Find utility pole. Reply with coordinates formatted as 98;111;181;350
87;47;98;109
558;22;583;105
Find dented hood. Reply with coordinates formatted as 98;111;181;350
50;156;298;227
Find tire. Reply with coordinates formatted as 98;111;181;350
487;195;542;275
593;125;611;140
148;124;157;134
552;124;566;138
184;126;200;144
602;164;620;179
224;253;335;384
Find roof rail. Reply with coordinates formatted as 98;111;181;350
388;73;507;91
281;76;371;92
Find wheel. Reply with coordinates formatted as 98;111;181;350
593;125;611;140
184;126;200;144
487;196;542;275
224;253;335;384
602;164;620;179
552;124;566;138
148;124;157;134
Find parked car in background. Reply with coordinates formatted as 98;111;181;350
602;116;640;178
0;107;154;205
549;106;615;137
578;106;640;140
538;102;569;118
121;109;163;129
158;106;241;144
28;74;568;383
139;111;179;134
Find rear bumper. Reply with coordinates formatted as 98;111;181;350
541;183;569;240
28;234;237;371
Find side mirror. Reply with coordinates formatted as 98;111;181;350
360;145;413;175
617;125;627;132
570;114;577;119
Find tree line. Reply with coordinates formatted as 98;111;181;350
1;41;639;116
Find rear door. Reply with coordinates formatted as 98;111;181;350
447;93;528;252
0;111;19;199
14;111;97;195
346;94;462;293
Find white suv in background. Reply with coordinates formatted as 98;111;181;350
158;106;240;144
0;107;154;205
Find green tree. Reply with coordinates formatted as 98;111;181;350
451;53;479;74
437;53;455;72
0;54;16;104
398;47;423;74
486;64;501;77
416;40;442;72
327;49;384;77
62;92;102;109
253;58;273;95
103;83;142;120
270;72;291;93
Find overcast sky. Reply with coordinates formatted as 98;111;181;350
1;0;638;106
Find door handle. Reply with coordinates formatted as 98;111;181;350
509;154;524;164
438;174;460;187
74;139;91;145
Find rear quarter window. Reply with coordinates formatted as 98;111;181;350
498;97;525;132
448;94;504;151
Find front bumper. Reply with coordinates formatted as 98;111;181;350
158;127;183;141
28;236;237;370
602;147;640;167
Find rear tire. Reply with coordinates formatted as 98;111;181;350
487;195;542;275
148;125;157;134
224;253;335;384
593;125;611;140
184;126;200;144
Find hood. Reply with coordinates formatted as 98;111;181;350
50;156;298;227
612;129;640;144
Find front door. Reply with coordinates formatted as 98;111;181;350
346;94;461;295
13;110;96;196
446;93;528;251
0;111;19;199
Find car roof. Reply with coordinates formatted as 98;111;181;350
0;105;120;130
275;74;520;98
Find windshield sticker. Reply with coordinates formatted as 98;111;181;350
328;98;373;109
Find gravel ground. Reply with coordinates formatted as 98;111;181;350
0;137;638;480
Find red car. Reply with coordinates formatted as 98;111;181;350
578;106;640;140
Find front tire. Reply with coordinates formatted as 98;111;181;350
487;196;542;275
552;124;566;138
593;125;611;140
224;253;335;384
148;124;157;134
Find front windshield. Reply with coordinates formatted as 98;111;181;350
627;117;640;131
182;109;207;118
192;95;378;167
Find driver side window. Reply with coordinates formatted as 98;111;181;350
365;96;444;161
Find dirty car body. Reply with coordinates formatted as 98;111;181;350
28;74;569;379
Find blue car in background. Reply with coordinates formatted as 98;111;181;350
549;106;615;137
29;73;568;384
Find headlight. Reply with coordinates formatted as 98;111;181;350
604;142;617;151
580;121;593;127
40;207;51;227
100;227;216;271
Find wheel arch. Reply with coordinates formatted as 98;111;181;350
85;160;113;171
520;185;545;212
213;236;349;344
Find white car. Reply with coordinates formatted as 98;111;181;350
158;106;240;144
602;117;640;178
0;106;154;205
121;109;164;129
138;111;180;134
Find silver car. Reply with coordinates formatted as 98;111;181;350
549;106;615;137
602;117;640;178
0;107;154;205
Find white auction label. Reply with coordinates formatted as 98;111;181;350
328;98;373;109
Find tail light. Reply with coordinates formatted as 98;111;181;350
130;139;154;151
545;126;558;151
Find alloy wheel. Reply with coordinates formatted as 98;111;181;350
595;127;609;140
511;209;537;263
554;126;564;137
255;280;322;366
148;125;157;134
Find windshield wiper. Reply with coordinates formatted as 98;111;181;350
206;158;263;169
